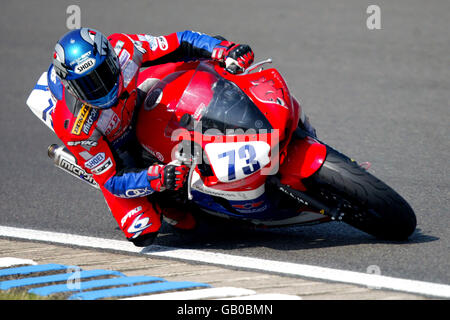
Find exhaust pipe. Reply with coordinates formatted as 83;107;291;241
47;144;99;189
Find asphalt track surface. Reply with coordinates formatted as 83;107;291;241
1;0;449;287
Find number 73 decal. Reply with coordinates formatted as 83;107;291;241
205;141;271;183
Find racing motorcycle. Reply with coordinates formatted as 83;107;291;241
27;58;417;241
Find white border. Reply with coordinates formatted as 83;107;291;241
0;225;449;298
0;257;37;268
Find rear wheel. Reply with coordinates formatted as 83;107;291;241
303;146;417;240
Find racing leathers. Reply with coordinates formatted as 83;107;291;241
49;31;254;246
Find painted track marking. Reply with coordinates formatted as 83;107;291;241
0;225;449;298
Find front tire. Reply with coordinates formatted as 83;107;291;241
303;146;417;240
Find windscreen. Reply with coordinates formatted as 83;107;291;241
175;63;272;135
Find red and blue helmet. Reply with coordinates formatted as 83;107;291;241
52;28;122;109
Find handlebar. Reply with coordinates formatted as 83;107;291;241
241;58;273;75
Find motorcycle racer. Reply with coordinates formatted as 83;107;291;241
48;28;254;247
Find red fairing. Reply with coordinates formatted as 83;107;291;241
220;66;299;146
135;62;199;163
279;136;327;191
136;61;320;197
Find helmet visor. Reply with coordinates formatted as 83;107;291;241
67;54;120;102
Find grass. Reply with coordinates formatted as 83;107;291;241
0;289;57;300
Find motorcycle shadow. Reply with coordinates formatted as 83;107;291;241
154;214;438;251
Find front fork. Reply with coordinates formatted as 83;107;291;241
274;129;344;221
278;128;326;191
268;175;344;221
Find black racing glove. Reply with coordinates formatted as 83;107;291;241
147;164;188;192
212;41;254;74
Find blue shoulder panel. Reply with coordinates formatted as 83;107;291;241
47;64;64;101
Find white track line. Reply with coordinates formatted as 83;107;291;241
0;257;37;268
219;294;303;300
123;287;257;300
0;225;449;298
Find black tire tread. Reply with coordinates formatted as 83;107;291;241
305;146;416;240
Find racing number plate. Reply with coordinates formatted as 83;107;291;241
205;141;271;183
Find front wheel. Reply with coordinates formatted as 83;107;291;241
303;146;417;240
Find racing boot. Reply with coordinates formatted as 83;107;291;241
162;207;196;231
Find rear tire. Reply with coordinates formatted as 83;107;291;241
303;146;417;240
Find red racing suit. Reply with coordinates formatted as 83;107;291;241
49;31;235;244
